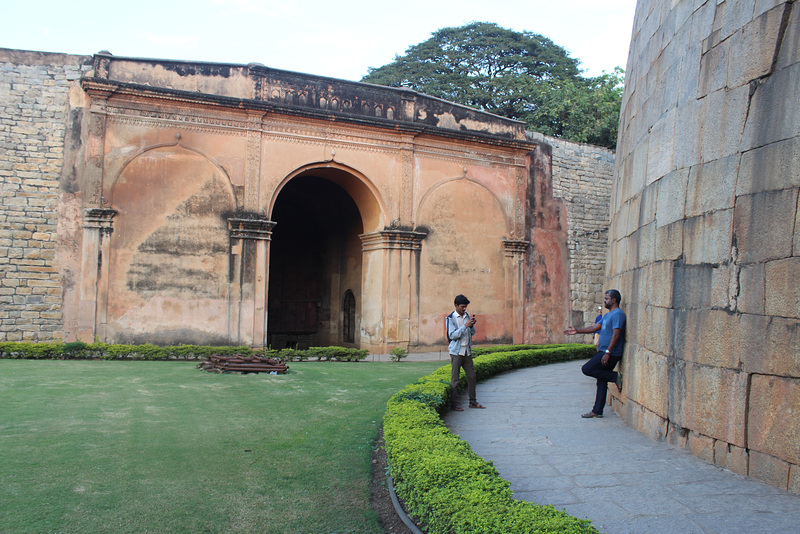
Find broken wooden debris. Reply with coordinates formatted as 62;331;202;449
198;354;289;374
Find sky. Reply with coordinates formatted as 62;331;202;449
2;0;637;81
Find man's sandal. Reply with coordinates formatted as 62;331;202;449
469;402;486;409
452;405;464;411
581;412;603;418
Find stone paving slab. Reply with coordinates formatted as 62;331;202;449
442;359;800;534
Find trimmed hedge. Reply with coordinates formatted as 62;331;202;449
384;343;598;534
0;342;369;362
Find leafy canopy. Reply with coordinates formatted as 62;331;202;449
361;22;623;148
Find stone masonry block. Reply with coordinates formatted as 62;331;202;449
734;189;798;264
673;261;718;311
644;305;672;357
656;168;688;228
646;107;676;185
742;62;800;151
749;374;800;466
638;221;656;266
749;450;790;490
686;155;737;217
629;346;669;418
775;1;799;70
665;420;689;449
791;465;800;495
764;316;800;377
765;257;800;319
655;219;683;261
700;85;750;162
639;183;658;227
675;97;702;168
668;359;748;446
684;209;733;265
674;308;740;369
687;430;715;463
737;136;800;196
736;263;765;315
714;440;749;476
622;398;668;441
738;313;771;373
646;261;674;308
727;4;788;89
796;190;800;256
698;35;730;97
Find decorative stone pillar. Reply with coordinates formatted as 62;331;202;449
360;229;427;350
77;208;117;342
228;217;275;348
503;239;529;344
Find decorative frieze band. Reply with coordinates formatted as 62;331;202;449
228;218;276;240
360;229;428;252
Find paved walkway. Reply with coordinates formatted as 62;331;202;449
441;359;800;534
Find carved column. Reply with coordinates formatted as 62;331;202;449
77;208;117;342
360;229;427;350
503;239;529;344
229;218;275;348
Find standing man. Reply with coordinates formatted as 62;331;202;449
564;289;626;418
447;294;485;411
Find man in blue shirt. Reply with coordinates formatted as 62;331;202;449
564;289;626;418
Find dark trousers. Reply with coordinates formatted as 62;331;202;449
582;351;621;415
450;353;477;406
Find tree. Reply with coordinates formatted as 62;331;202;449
361;22;623;148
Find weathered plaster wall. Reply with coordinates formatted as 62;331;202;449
0;48;613;353
529;132;615;326
609;0;800;493
0;49;91;342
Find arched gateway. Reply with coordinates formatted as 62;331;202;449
63;53;570;351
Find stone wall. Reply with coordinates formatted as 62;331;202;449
0;49;91;342
529;132;615;326
608;0;800;493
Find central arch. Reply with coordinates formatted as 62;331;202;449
267;164;384;348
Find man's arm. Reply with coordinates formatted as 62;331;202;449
564;323;601;336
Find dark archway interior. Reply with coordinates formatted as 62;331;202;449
268;175;363;348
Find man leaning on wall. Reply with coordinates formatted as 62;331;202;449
564;289;626;418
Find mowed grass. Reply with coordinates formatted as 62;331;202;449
0;359;445;533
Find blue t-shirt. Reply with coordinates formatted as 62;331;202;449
598;308;626;356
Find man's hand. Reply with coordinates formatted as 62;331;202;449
564;326;577;335
601;352;610;367
467;316;477;327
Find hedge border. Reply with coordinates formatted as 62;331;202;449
384;343;599;534
0;342;368;362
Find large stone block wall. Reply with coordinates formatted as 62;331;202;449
529;132;615;326
608;0;800;493
0;49;91;342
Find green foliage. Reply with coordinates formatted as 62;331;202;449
389;346;409;362
0;342;368;363
384;344;599;533
307;346;369;362
362;22;624;148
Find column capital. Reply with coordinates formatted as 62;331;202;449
228;217;276;240
360;229;428;251
83;208;117;231
502;239;529;256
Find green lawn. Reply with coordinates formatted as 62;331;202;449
0;359;445;533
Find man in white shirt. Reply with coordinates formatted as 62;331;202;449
446;294;485;411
